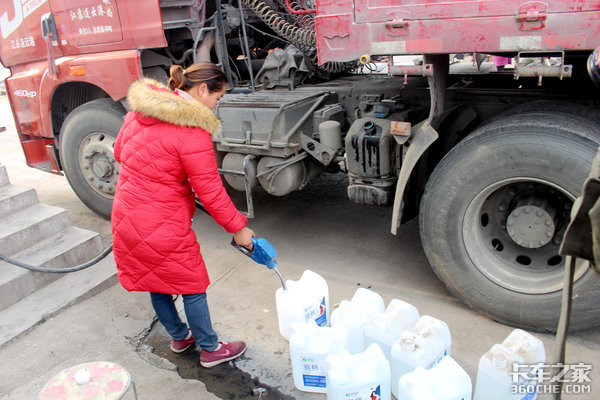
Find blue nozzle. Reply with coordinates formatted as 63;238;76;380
231;237;286;289
250;237;278;269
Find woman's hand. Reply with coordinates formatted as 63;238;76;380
233;227;255;250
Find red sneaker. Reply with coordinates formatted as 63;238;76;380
200;341;247;368
170;331;195;353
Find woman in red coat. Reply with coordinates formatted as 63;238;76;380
111;62;253;368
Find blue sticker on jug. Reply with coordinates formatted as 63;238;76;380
344;384;382;400
314;297;327;326
304;297;327;326
303;374;326;388
301;356;326;388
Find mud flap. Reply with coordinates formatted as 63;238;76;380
390;120;439;234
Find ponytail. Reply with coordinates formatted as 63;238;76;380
168;62;227;93
168;65;186;90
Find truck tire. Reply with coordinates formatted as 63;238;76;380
59;98;125;219
490;100;600;130
419;111;600;332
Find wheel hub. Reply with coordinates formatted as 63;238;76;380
88;149;114;179
463;178;588;294
78;133;118;197
506;205;555;248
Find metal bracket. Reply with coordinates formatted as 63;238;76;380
514;51;572;86
300;135;337;166
389;64;434;78
217;154;256;218
516;1;547;31
385;19;410;37
385;10;411;36
424;54;448;122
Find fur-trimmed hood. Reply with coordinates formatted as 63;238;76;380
126;78;221;135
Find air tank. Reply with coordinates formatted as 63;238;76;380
257;156;306;196
221;152;257;192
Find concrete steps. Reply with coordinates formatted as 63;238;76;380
0;204;71;255
0;165;116;346
0;227;103;311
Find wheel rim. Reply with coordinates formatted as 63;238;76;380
77;132;118;199
462;177;588;294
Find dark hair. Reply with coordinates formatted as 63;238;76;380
168;62;227;93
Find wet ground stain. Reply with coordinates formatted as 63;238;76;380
143;323;294;400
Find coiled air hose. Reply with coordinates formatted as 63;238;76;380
243;0;315;50
242;0;355;74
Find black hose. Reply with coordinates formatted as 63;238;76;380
0;244;113;274
0;201;209;274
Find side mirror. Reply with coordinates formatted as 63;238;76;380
40;13;58;78
40;13;58;40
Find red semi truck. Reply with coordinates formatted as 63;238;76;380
2;0;600;332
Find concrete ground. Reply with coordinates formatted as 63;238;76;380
1;93;599;399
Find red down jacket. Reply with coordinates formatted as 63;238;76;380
111;78;247;294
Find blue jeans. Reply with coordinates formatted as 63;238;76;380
149;292;219;351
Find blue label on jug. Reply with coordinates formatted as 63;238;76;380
303;374;326;388
344;384;382;400
315;313;327;327
314;297;327;326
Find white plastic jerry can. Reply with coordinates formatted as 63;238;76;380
331;288;385;354
390;315;452;399
397;355;472;400
349;287;386;315
326;343;392;400
289;320;347;393
364;298;420;362
473;329;546;400
276;269;330;341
